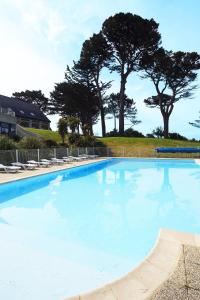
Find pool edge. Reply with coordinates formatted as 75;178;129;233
65;228;200;300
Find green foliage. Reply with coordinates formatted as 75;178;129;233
57;118;68;143
12;90;49;112
0;136;17;150
152;127;164;138
102;12;161;134
25;128;61;142
76;135;96;147
68;133;96;147
68;133;81;146
124;128;144;137
45;139;58;148
142;48;200;138
106;128;144;138
66;116;80;133
168;132;188;141
18;137;45;149
50;82;99;135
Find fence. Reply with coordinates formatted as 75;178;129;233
0;146;200;165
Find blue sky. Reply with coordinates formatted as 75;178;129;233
0;0;200;137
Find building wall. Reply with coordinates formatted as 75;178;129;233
0;113;16;136
17;117;50;130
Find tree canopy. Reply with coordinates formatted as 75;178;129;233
12;90;49;112
141;48;200;138
50;82;99;135
102;12;161;134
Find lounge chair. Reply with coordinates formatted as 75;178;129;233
78;155;88;160
51;158;66;165
68;156;83;161
41;159;54;165
11;162;37;170
28;160;50;167
0;164;21;173
62;157;73;163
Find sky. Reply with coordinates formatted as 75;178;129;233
0;0;200;138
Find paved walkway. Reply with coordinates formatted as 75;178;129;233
0;158;103;184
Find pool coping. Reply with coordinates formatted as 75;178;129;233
65;229;200;300
0;158;107;185
1;157;197;186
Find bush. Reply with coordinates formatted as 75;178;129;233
0;135;17;150
168;132;188;141
106;129;119;137
68;133;96;147
18;137;45;149
45;139;58;148
124;128;145;137
75;135;96;147
68;133;81;146
146;133;155;138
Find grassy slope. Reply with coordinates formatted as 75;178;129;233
98;137;200;157
25;128;62;142
25;128;200;157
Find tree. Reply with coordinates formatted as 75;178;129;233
57;118;68;144
152;126;163;138
50;82;99;135
189;112;200;128
66;116;80;133
141;48;200;138
76;32;112;137
12;90;49;112
106;93;140;130
102;12;161;135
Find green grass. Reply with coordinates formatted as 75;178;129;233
25;128;62;143
97;137;200;157
24;129;200;157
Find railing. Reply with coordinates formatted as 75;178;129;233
0;147;200;165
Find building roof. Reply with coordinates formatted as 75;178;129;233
0;94;50;123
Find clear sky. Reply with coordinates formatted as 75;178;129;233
0;0;200;138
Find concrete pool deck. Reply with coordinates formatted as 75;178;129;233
66;229;200;300
0;158;104;184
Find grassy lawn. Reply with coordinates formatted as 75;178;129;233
24;129;200;157
97;137;200;157
25;128;62;143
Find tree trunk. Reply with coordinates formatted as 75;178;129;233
100;107;106;137
119;75;126;136
114;114;116;131
163;114;169;139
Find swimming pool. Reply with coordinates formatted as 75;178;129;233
0;158;200;300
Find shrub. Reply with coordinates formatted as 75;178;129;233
106;129;119;137
124;128;145;137
168;132;188;141
0;135;17;150
45;139;58;148
68;133;81;146
146;133;155;138
18;137;45;149
75;135;96;147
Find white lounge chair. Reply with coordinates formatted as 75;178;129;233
28;160;50;167
51;158;65;165
41;159;54;165
0;164;21;173
11;162;37;170
68;156;83;161
62;157;74;163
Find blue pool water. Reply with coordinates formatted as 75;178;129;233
0;158;200;299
